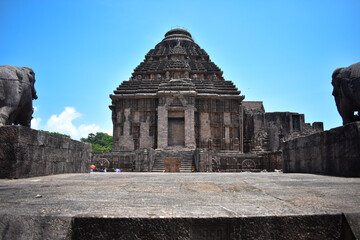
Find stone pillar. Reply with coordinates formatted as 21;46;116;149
140;117;153;148
224;127;230;144
118;108;134;151
224;112;231;149
239;105;244;153
157;106;168;149
200;112;211;146
185;105;196;149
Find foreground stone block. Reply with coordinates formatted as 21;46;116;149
0;215;72;240
0;126;91;178
1;214;353;240
282;122;360;177
0;172;359;239
70;215;349;240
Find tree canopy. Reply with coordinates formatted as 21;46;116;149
80;132;113;153
49;132;70;138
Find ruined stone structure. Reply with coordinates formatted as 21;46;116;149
94;28;323;172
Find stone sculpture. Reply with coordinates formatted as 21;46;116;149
0;65;37;127
332;62;360;125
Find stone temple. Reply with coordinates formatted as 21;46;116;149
93;28;323;172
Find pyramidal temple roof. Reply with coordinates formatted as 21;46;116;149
135;28;222;75
111;28;242;97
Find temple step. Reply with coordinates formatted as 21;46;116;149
152;150;194;172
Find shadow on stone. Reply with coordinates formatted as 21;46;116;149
69;214;355;240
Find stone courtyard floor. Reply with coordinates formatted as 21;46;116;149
1;172;359;218
0;172;359;239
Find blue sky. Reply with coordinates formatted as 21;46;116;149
1;0;359;139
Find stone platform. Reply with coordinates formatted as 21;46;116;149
0;172;359;239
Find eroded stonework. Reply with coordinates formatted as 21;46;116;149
94;29;323;172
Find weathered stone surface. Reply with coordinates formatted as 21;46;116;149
0;65;38;127
332;62;360;125
282;122;360;177
0;172;359;239
0;126;91;179
0;215;72;240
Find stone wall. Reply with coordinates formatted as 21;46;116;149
195;98;242;152
260;151;282;171
194;149;281;172
0;126;91;179
112;98;157;151
91;148;155;172
282;122;360;177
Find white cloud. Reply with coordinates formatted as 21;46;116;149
77;124;112;138
31;117;42;129
46;107;81;136
31;106;41;129
43;107;111;140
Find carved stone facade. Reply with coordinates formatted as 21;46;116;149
93;29;323;172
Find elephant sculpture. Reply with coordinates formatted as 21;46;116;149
332;62;360;125
0;65;38;127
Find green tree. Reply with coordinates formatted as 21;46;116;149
81;132;113;153
49;132;70;138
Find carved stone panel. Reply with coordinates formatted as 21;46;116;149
140;117;153;148
116;108;135;151
200;112;211;140
185;106;196;148
224;112;231;125
157;106;168;148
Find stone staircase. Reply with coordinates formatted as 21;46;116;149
152;150;194;172
152;155;165;172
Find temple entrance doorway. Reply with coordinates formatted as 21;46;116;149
168;117;185;146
